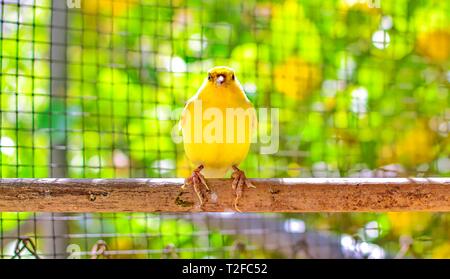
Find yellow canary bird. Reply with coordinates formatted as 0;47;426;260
180;66;257;211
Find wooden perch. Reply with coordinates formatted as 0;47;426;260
0;178;449;212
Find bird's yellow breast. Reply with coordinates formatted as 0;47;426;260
181;82;256;177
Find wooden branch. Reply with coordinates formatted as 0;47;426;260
0;178;449;212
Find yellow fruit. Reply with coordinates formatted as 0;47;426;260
432;243;450;258
287;162;301;177
83;0;137;16
115;237;133;250
324;97;337;111
387;212;432;235
395;122;436;166
379;121;437;167
378;145;396;166
417;30;450;63
274;57;321;100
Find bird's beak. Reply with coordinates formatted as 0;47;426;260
216;74;225;86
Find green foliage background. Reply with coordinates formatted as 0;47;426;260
0;0;449;258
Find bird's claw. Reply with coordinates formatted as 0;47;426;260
231;166;255;212
183;165;210;206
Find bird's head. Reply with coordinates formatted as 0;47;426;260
207;66;236;87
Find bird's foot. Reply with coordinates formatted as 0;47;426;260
231;165;255;212
182;165;210;206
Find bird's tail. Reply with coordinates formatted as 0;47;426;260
201;167;229;178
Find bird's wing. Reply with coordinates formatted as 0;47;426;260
179;96;196;132
246;99;257;137
179;104;187;132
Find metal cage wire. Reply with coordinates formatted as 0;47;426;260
0;0;449;258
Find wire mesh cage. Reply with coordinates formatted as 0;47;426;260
0;0;449;259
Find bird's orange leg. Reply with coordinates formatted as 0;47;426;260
231;165;255;212
182;165;210;206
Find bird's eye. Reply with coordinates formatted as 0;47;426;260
208;74;212;81
231;74;235;80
